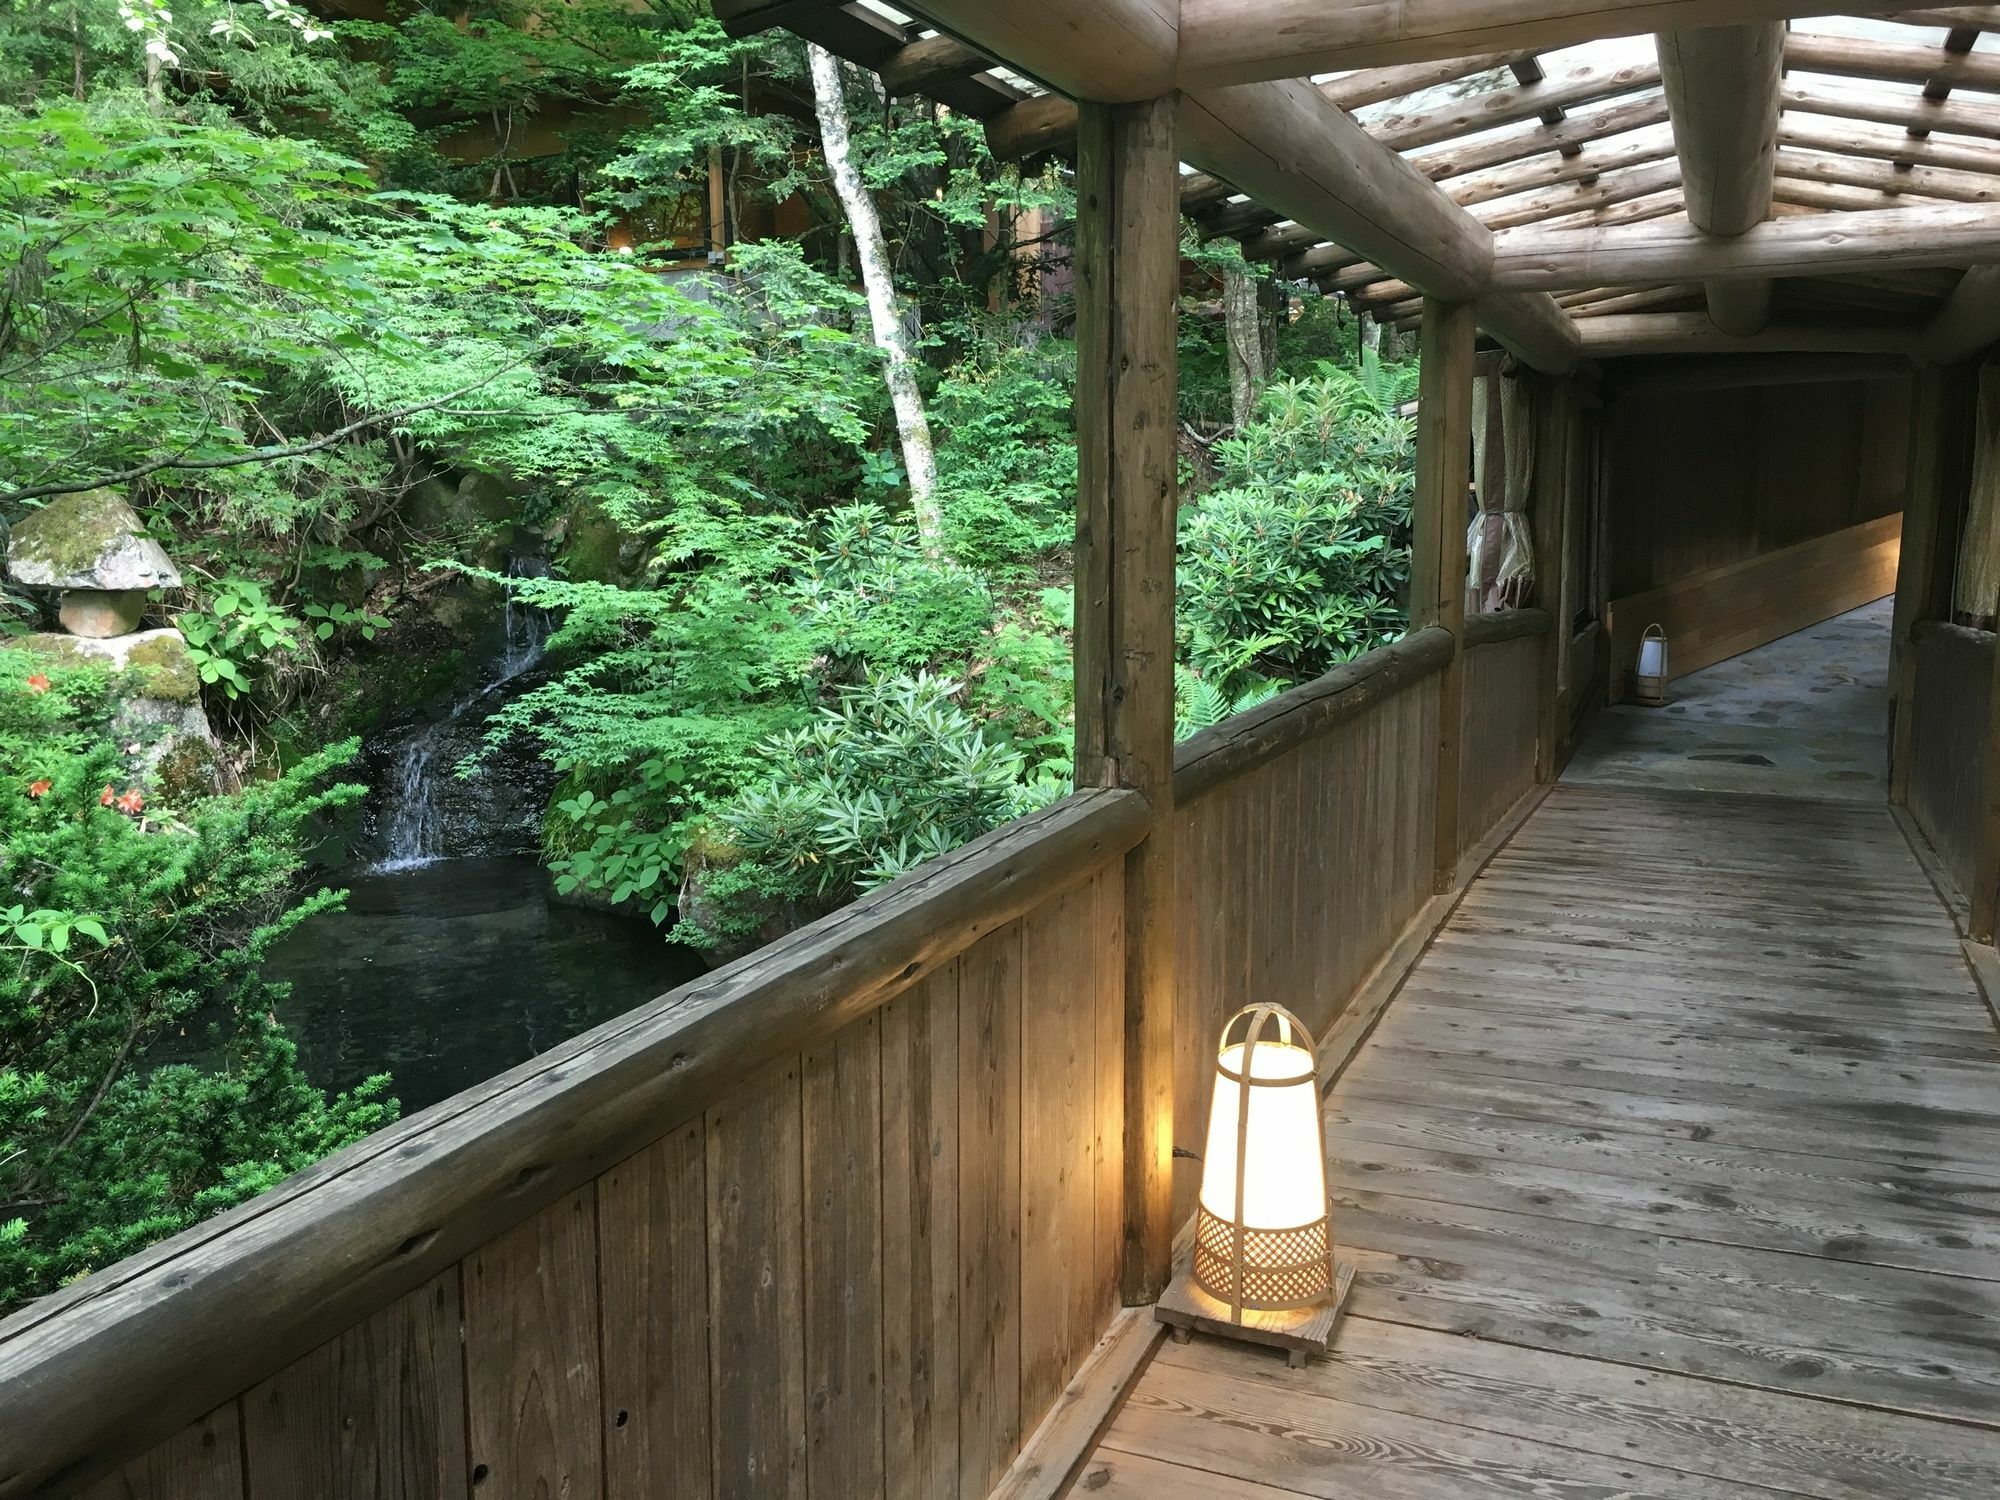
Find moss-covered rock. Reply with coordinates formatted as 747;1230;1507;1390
152;735;222;804
8;488;181;590
122;631;201;704
19;628;218;797
561;498;646;586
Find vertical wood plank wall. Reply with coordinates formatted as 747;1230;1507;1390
59;617;1556;1500
77;867;1125;1500
1459;634;1542;857
1907;621;1995;899
1170;678;1442;1228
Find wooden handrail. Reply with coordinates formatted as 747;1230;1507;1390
1465;607;1554;646
1174;626;1455;804
0;788;1148;1499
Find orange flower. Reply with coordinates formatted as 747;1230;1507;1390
116;788;146;815
99;784;116;807
26;778;51;798
25;673;50;694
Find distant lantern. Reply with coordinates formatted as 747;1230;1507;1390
1635;623;1669;707
1156;1004;1354;1368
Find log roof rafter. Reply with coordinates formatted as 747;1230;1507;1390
730;2;2000;362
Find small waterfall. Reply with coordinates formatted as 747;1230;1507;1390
373;559;553;871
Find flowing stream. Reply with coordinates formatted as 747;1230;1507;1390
374;561;554;871
260;558;706;1115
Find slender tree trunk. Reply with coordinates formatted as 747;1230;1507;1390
71;5;86;99
1223;260;1267;429
807;43;941;549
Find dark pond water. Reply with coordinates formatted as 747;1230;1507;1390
263;856;707;1113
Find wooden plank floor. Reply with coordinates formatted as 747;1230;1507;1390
1072;785;2000;1499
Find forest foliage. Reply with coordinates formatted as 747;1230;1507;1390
0;0;1416;1304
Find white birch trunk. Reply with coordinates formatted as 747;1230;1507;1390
1223;260;1265;429
808;43;942;550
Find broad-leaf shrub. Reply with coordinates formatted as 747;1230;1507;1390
0;650;393;1309
676;672;1065;949
513;505;1017;922
1177;367;1415;695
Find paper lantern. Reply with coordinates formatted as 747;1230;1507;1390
1635;623;1668;707
1193;1004;1334;1312
1156;1004;1354;1366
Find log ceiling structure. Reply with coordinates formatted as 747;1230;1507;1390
713;0;2000;370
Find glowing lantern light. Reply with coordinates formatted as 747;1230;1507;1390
1634;623;1669;707
1157;1004;1354;1366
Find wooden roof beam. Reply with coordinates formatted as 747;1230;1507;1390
1491;203;2000;291
906;2;1581;372
1481;157;1684;229
1778;147;2000;203
1658;23;1783;334
1780;115;2000;176
1574;313;1921;358
1368;57;1663;151
1910;24;1982;142
1250;100;1683;269
985;94;1079;159
1177;1;1913;86
1509;54;1582;155
1293;158;1683;288
1320;51;1536;111
1537;187;1689;231
1179;81;1582;370
1446;125;1680;208
1771;177;1921;212
988;49;1553;162
1568;283;1707;316
901;0;1177;103
1406;92;1674;179
1782;78;2000;139
1785;30;2000;92
1887;8;2000;27
878;33;990;95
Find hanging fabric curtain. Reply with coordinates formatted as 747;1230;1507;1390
1468;375;1503;610
1468;373;1537;612
1954;367;2000;628
1494;375;1537;610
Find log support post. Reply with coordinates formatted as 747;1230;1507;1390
1889;368;1965;808
1074;95;1180;1305
1411;300;1478;891
1531;381;1573;780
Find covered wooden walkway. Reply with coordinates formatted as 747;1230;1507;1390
1077;781;2000;1498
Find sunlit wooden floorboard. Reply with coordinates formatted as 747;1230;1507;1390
1070;784;2000;1499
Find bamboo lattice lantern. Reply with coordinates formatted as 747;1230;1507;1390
1156;1004;1354;1367
1635;623;1669;707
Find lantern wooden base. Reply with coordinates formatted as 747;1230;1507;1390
1154;1260;1355;1369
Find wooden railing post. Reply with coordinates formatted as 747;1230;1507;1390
1074;94;1180;1305
1890;366;1965;808
1411;299;1478;892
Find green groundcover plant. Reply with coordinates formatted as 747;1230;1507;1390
0;650;393;1309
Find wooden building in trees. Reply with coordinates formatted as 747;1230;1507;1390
8;4;2000;1497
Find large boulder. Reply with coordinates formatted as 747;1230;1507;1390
8;489;181;639
21;629;220;799
8;488;180;590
